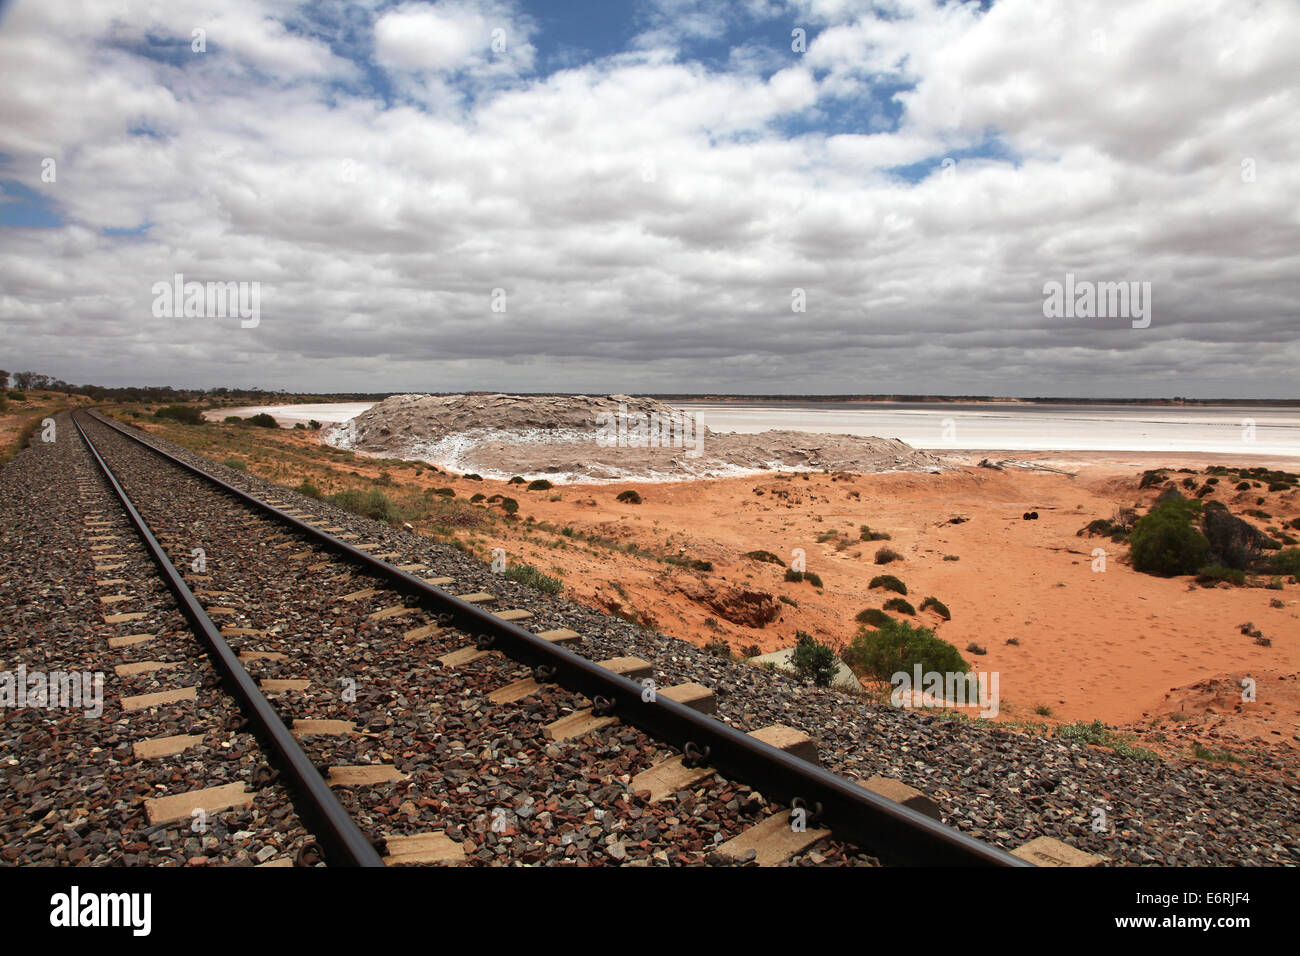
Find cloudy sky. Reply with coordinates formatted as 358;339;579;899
1;0;1297;397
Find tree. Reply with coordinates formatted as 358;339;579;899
0;370;8;389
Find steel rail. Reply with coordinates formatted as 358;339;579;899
73;413;385;868
85;409;1031;866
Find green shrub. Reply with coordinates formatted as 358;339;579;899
470;492;485;502
616;490;642;504
859;524;891;541
508;476;526;485
1268;482;1290;492
1270;548;1300;576
874;547;902;564
7;390;26;401
1138;469;1168;489
503;563;562;595
841;619;968;681
919;596;951;620
224;457;247;471
1195;564;1245;586
745;550;785;566
1236;481;1251;491
1056;720;1159;762
741;643;762;658
882;597;915;615
783;568;823;587
527;479;553;491
464;473;483;481
295;480;321;499
498;497;519;515
328;487;401;523
703;639;733;660
308;420;322;430
155;404;203;425
690;559;713;572
434;487;455;498
855;608;892;628
868;574;907;595
1128;498;1209;575
790;631;839;687
223;415;244;424
245;412;277;428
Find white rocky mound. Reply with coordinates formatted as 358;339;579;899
325;393;943;482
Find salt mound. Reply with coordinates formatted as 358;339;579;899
325;393;944;482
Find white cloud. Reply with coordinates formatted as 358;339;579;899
0;0;1297;397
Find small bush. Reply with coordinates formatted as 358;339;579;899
855;608;892;628
1235;481;1251;491
498;497;519;515
874;547;902;564
783;569;823;587
1269;548;1300;576
246;413;278;428
155;404;204;425
464;473;483;481
470;493;486;503
1195;565;1245;586
882;597;915;615
868;574;907;595
434;487;455;498
308;420;322;430
842;619;968;681
329;487;401;523
919;596;951;620
689;559;713;572
508;476;526;485
616;490;642;504
943;554;959;561
745;550;785;566
504;563;562;595
859;524;891;541
703;639;733;660
527;479;553;491
224;457;247;471
741;643;762;658
965;642;986;655
1128;498;1208;576
779;594;798;607
223;415;243;424
790;631;839;687
295;480;321;499
1268;482;1290;492
6;390;26;401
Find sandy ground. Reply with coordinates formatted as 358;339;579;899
449;450;1298;760
139;416;1300;765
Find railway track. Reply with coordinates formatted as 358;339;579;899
70;408;1027;867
